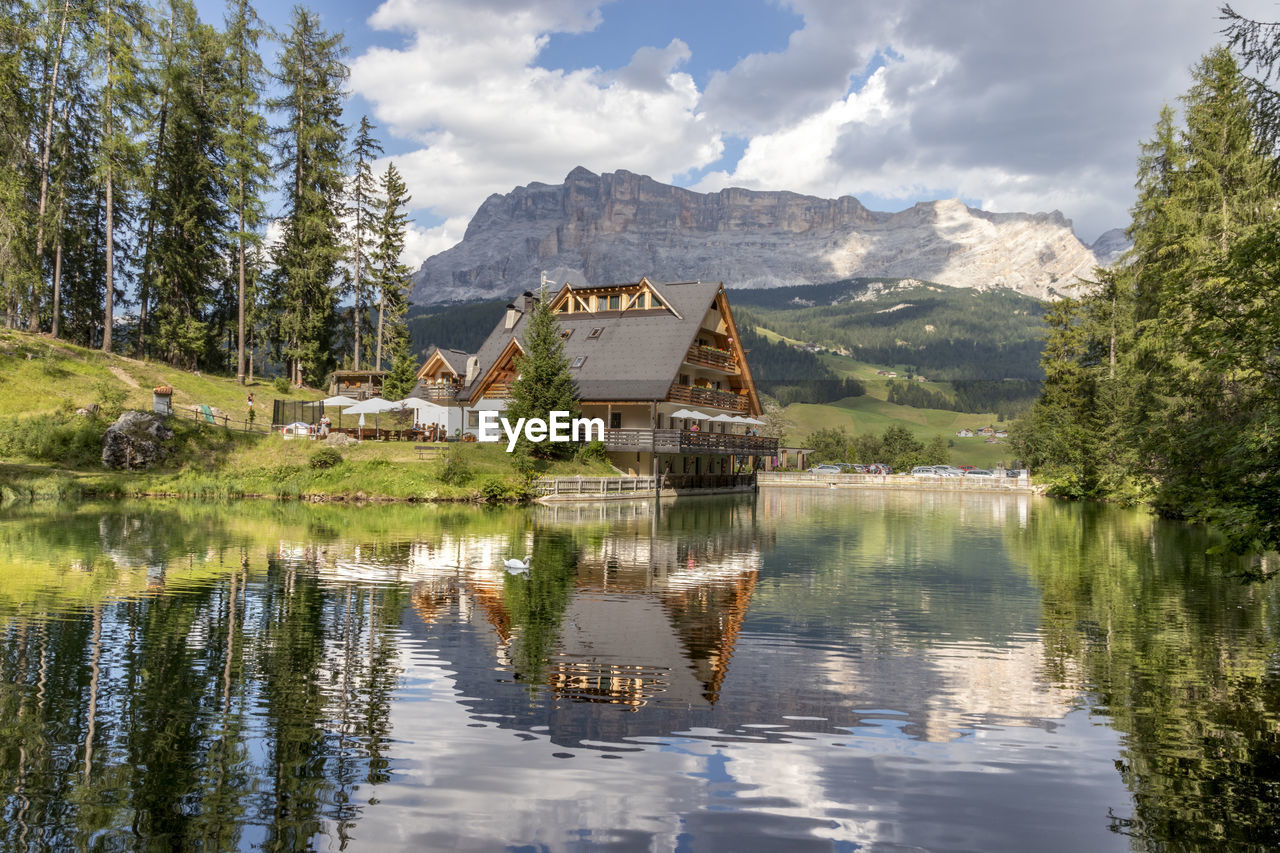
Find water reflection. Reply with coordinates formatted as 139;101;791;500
0;493;1275;850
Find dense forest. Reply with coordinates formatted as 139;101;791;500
406;299;506;356
731;282;1048;381
0;0;416;386
1013;11;1280;553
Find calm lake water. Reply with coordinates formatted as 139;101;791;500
0;490;1277;852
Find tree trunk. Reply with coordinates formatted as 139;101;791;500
236;202;246;383
51;229;63;339
102;5;114;354
375;295;384;371
29;0;72;333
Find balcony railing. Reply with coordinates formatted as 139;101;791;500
601;428;777;456
684;344;737;372
421;384;460;401
666;383;749;412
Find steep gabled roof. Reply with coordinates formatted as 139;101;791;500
462;280;725;404
418;346;474;380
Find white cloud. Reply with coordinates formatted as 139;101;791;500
352;0;721;232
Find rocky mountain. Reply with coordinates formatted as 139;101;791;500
410;167;1112;305
1088;228;1132;266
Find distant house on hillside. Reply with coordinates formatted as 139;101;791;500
957;428;974;437
444;277;777;479
327;369;385;400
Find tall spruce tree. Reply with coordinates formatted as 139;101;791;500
506;294;580;459
348;115;381;371
269;6;347;386
90;0;149;352
144;0;231;368
369;161;409;372
223;0;270;383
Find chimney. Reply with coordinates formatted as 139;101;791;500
465;356;479;385
522;290;536;312
504;303;518;330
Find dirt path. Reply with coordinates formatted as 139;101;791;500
108;365;140;388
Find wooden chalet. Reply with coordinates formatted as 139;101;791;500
326;369;385;400
457;278;778;478
413;347;474;402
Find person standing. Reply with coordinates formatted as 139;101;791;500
247;393;255;425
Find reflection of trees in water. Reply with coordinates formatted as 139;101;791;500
0;544;406;851
1010;501;1280;850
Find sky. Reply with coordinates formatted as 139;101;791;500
206;0;1278;267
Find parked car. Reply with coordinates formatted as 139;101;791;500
965;469;995;477
933;466;964;477
958;465;975;472
868;463;893;475
1005;469;1026;478
911;466;937;477
809;464;843;474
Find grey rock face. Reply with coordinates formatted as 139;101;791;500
1089;228;1132;266
411;167;1112;304
102;410;174;470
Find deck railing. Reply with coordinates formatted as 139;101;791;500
532;473;757;497
666;384;749;412
420;384;460;401
685;344;737;372
601;428;777;456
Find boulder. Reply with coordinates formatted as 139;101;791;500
102;410;174;470
324;432;357;447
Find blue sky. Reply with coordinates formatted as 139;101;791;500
199;0;1269;265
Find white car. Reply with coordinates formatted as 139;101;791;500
910;466;937;477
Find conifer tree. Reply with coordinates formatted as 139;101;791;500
348;115;381;370
506;295;580;459
269;6;347;386
90;0;149;352
369;161;409;371
222;0;270;382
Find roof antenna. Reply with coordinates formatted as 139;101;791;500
539;271;552;300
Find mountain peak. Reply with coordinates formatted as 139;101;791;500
413;169;1108;305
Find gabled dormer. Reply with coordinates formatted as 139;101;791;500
549;276;672;316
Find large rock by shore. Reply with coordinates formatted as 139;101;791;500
102;411;174;470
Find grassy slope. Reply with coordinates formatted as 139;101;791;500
747;328;1014;468
0;329;612;500
0;328;319;418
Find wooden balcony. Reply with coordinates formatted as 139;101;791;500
601;428;777;456
421;384;460;401
666;383;749;412
684;344;738;372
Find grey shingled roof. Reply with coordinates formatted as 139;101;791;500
461;280;725;403
427;346;473;376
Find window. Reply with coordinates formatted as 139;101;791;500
607;295;620;310
571;356;587;369
587;327;603;339
610;412;621;429
679;374;689;385
560;329;573;339
637;292;649;308
557;303;569;313
467;411;480;429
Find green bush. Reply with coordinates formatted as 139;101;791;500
438;447;471;486
0;413;108;467
310;447;343;469
575;440;608;464
272;376;291;394
479;475;510;502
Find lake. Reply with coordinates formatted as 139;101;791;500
0;490;1276;851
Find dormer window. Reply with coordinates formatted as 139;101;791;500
571;356;587;369
607;295;620;310
587;327;603;339
561;329;573;339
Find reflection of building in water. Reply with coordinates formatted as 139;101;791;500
398;500;767;711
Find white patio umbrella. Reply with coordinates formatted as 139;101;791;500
670;408;709;419
736;415;765;425
321;395;358;430
400;398;448;430
345;397;403;437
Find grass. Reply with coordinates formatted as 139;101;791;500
0;328;321;421
0;328;615;502
781;397;1015;469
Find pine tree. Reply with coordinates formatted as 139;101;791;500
144;0;230;368
0;0;37;329
348;115;381;371
223;0;270;383
369;161;410;370
90;0;149;352
269;6;347;386
506;295;580;459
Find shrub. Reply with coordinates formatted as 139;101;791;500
0;413;109;467
575;440;608;464
438;447;471;486
310;447;343;469
93;380;128;419
479;475;510;502
272;376;291;394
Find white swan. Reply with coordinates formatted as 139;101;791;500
503;555;531;574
